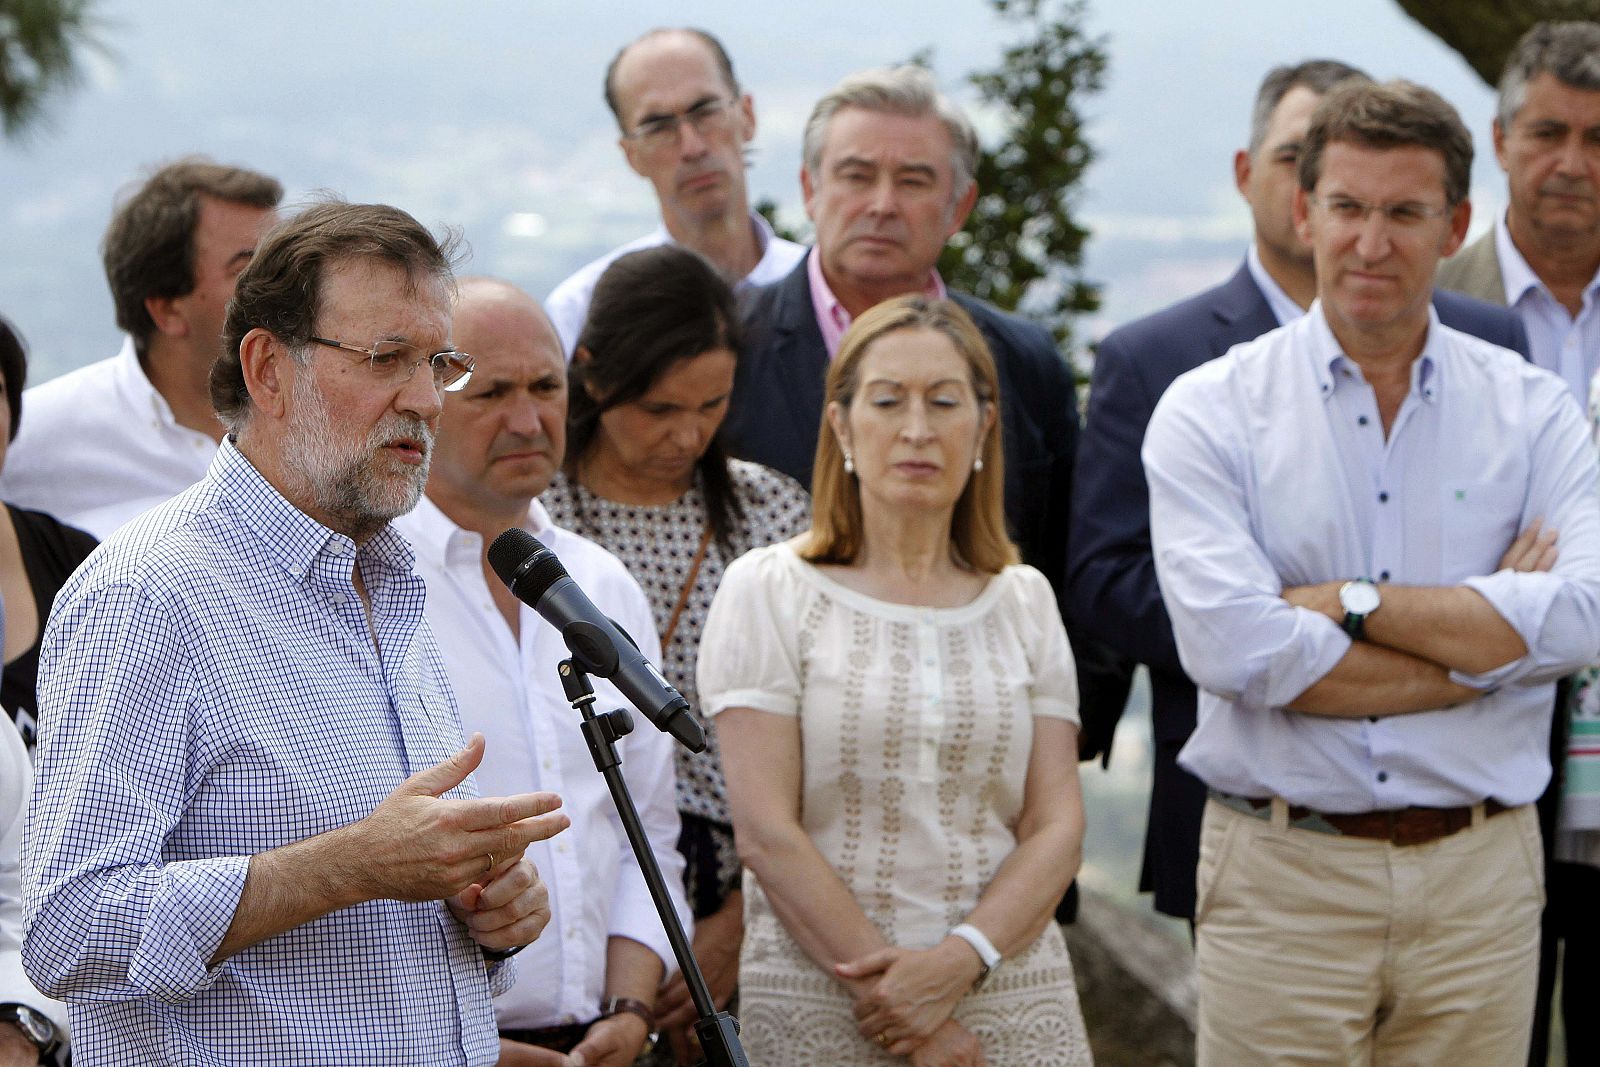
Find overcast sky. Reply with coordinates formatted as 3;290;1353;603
1;0;1504;382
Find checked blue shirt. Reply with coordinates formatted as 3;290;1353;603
22;438;511;1066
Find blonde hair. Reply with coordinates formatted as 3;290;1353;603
799;295;1016;573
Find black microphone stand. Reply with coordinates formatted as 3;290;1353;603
556;657;751;1067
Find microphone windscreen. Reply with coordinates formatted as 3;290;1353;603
488;528;568;601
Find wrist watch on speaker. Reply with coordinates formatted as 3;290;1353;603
0;1002;61;1059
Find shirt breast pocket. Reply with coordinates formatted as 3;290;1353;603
1439;483;1526;584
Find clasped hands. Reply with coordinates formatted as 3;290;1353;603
835;937;989;1065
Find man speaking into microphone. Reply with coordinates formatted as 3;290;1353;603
395;277;689;1066
24;203;568;1066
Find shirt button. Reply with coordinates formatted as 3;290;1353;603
1378;492;1389;503
1376;771;1389;783
1367;716;1378;723
1379;570;1390;581
1357;415;1369;426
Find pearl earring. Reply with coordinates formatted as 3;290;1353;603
843;451;855;474
973;456;984;473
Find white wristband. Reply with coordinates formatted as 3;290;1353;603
948;922;1002;980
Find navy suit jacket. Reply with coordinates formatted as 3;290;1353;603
724;254;1131;767
1068;262;1531;919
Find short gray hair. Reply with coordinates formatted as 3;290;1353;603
802;65;979;196
1497;21;1600;130
1247;59;1371;155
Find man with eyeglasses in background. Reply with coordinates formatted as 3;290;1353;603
1144;80;1600;1065
0;158;281;540
544;27;804;358
23;202;569;1067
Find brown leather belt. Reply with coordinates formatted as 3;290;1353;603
1211;791;1512;847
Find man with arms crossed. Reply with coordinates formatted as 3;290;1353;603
0;158;281;538
1145;81;1600;1063
24;202;566;1066
1070;60;1527;925
545;28;803;356
398;278;687;1066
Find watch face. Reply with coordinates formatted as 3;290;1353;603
1342;581;1381;615
3;1004;51;1044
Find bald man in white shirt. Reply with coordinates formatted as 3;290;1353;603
396;278;686;1066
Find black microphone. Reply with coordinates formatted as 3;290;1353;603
488;528;706;753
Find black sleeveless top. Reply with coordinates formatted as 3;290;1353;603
3;503;97;745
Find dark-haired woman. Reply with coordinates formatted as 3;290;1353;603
541;245;809;1062
0;318;97;749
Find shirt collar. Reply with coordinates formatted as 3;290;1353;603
1246;243;1308;327
1495;208;1600;308
1306;299;1442;405
407;491;557;569
807;249;949;359
1496;209;1545;307
111;335;184;430
749;211;777;257
214;436;415;584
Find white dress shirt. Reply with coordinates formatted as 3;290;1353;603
2;718;68;1037
1497;210;1600;407
0;338;220;539
1245;242;1309;329
545;212;806;358
396;496;687;1031
1144;303;1600;812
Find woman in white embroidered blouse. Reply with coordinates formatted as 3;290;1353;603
698;296;1092;1066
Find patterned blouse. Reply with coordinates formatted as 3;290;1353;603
541;460;810;829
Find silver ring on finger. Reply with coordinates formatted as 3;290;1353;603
483;852;495;875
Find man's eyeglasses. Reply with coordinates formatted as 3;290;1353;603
1308;194;1452;229
625;97;737;151
308;336;475;392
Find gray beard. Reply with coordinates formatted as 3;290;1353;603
280;368;433;542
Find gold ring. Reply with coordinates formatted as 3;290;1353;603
876;1032;889;1047
483;852;495;875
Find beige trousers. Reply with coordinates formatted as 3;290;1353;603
1194;796;1543;1067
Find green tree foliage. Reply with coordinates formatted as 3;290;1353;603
938;0;1106;348
0;0;99;138
1394;0;1600;85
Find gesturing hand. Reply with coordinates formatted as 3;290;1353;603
351;733;568;904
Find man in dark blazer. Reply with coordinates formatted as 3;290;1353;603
1069;60;1531;925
